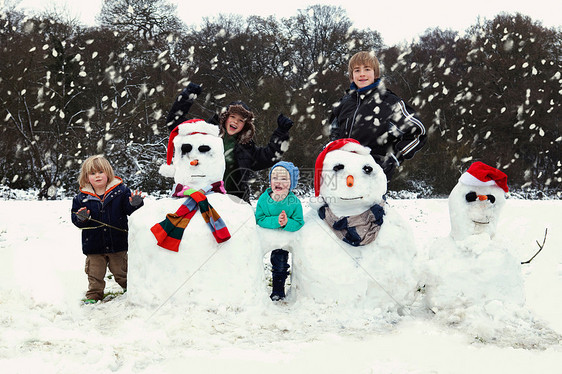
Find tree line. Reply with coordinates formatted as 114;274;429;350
1;1;561;199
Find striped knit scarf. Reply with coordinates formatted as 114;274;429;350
151;181;231;252
318;203;385;247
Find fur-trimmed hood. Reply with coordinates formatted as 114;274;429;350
79;176;123;198
218;101;256;144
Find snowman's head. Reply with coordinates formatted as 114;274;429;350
315;139;386;217
160;119;225;190
448;162;508;241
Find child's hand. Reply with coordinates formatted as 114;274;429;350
76;207;90;222
277;113;293;131
182;82;202;100
279;210;288;227
129;190;144;207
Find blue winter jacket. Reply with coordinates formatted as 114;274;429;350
71;177;143;255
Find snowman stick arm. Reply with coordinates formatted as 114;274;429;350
521;228;547;265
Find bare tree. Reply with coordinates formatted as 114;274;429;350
98;0;183;42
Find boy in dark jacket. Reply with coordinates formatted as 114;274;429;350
71;155;144;304
329;51;427;181
166;84;293;202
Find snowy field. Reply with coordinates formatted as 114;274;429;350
0;197;561;373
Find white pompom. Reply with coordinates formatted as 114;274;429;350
159;163;175;178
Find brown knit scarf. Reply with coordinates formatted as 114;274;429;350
318;203;385;247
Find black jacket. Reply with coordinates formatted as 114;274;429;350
225;126;290;201
71;178;143;255
329;82;426;179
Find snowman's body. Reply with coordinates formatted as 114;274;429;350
424;234;525;312
128;120;265;307
423;164;561;348
292;141;419;311
422;163;525;312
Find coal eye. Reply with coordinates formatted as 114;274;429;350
487;194;496;204
333;164;344;172
198;145;211;153
363;165;373;174
465;192;477;202
181;144;192;155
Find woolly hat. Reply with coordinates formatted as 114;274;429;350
314;138;370;197
160;119;220;177
228;100;251;112
269;161;299;191
458;161;509;193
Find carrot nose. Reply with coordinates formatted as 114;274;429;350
346;175;354;187
478;195;488;201
190;160;199;166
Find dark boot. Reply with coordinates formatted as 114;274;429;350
270;273;287;301
270;249;290;301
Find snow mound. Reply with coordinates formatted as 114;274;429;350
292;200;420;312
128;195;267;308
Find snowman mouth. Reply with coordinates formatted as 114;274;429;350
340;196;363;200
191;175;206;178
472;220;489;225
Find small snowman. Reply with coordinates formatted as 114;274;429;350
292;139;419;312
448;161;509;242
422;162;525;318
128;119;265;307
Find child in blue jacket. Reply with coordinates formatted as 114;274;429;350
255;161;304;301
71;155;144;304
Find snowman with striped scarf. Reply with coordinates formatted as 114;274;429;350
292;139;420;313
128;119;265;307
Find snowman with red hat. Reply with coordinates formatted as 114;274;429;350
291;139;420;313
127;119;265;307
448;161;509;241
418;161;553;344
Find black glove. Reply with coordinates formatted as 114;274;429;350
277;113;293;131
76;209;90;222
173;83;201;110
166;83;202;131
130;194;144;207
182;82;202;98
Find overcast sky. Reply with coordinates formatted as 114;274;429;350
13;0;562;46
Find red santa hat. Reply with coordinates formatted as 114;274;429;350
314;138;370;197
458;161;509;193
160;119;220;177
165;119;219;165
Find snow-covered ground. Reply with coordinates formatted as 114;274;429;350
0;197;561;373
